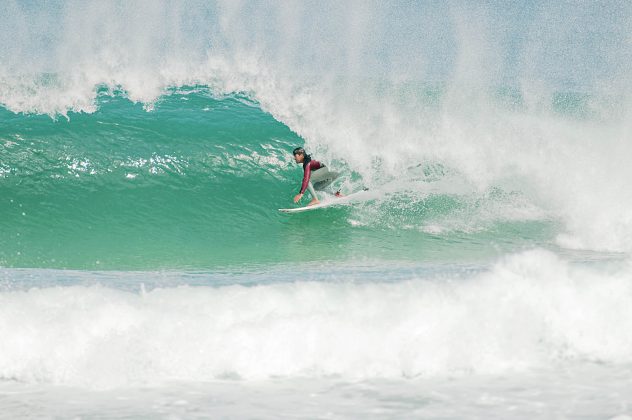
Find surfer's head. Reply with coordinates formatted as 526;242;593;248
293;147;306;163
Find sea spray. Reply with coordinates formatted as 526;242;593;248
2;2;632;259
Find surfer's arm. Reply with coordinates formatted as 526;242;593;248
294;165;310;203
299;163;312;194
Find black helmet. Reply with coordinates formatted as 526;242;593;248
292;147;305;155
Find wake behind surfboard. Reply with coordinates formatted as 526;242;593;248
278;189;369;213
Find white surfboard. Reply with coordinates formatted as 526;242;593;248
279;190;369;213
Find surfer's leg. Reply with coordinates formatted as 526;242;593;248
311;167;339;191
307;182;320;206
309;167;329;184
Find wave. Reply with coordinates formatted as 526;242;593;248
0;250;630;388
2;1;632;266
0;90;553;270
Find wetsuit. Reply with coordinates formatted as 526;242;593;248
299;156;324;194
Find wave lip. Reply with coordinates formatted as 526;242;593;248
0;250;630;388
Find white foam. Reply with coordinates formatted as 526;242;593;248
0;250;631;388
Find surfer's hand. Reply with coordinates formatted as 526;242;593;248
293;193;303;203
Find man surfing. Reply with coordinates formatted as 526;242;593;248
292;147;340;206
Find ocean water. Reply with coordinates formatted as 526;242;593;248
2;1;632;418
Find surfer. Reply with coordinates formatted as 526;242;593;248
292;147;340;206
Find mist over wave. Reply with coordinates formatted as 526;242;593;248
1;0;632;261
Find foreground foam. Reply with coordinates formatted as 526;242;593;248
0;250;630;388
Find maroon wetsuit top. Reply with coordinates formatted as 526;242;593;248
300;157;323;194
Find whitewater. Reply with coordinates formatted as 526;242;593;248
2;1;632;418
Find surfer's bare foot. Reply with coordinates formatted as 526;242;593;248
308;198;320;206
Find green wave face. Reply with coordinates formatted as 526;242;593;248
0;89;552;270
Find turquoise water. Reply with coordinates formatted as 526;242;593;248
0;87;556;270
